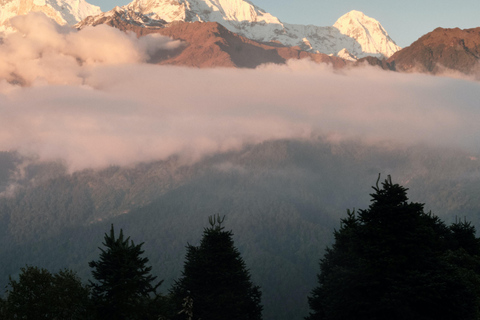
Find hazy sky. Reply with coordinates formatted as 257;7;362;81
93;0;479;47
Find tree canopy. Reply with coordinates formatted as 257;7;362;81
170;214;263;320
89;224;162;320
307;176;480;320
2;265;90;319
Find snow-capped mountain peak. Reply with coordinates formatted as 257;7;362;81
333;10;400;58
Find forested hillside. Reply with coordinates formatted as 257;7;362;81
1;138;480;320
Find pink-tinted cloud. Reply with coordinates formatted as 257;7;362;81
0;13;182;85
1;14;480;171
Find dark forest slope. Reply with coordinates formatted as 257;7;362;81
1;139;480;320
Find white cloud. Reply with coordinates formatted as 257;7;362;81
0;13;182;85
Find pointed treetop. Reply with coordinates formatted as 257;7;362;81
103;224;135;250
370;174;410;207
208;214;226;231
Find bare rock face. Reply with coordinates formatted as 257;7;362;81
75;6;167;31
355;56;395;71
150;21;349;68
388;27;480;75
77;9;349;69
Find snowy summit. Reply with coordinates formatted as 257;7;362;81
333;10;400;58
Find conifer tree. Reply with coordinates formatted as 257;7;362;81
0;296;5;318
170;214;262;320
307;176;480;320
89;224;162;320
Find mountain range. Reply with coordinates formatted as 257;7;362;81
77;7;348;68
2;0;479;76
116;0;400;59
71;2;480;77
1;0;400;60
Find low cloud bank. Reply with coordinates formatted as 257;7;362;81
1;14;480;171
0;13;182;85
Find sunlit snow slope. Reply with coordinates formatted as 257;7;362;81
0;0;101;33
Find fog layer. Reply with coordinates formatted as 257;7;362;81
1;13;479;170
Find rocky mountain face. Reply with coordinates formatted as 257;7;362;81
75;6;167;32
0;0;100;33
153;21;349;68
387;27;480;75
77;15;348;68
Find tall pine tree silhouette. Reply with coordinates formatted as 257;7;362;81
170;215;262;320
89;224;162;320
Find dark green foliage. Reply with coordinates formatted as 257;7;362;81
3;265;90;319
170;215;263;320
307;176;480;320
89;224;162;320
0;296;5;318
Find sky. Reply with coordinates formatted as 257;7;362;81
1;13;480;171
94;0;479;48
